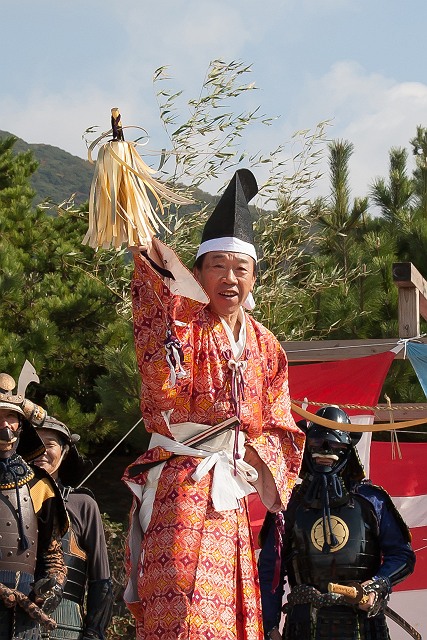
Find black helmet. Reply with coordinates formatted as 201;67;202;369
304;406;364;480
306;407;352;470
306;405;362;445
40;416;80;447
308;405;351;428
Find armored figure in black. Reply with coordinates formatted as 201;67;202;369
34;416;113;640
258;406;416;640
0;373;68;640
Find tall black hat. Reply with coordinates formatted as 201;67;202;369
196;169;258;261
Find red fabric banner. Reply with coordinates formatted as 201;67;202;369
250;350;397;543
369;442;427;497
249;350;426;637
369;442;427;592
288;350;396;417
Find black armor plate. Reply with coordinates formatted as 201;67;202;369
288;497;381;590
61;529;87;604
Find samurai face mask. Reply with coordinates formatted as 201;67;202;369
306;425;352;474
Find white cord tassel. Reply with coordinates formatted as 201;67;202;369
164;331;187;386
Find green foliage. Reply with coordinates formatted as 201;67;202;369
3;74;427;640
154;60;272;188
153;61;329;249
102;514;135;640
94;339;149;451
0;136;136;448
370;147;414;223
3;60;427;452
151;62;334;339
252;124;333;339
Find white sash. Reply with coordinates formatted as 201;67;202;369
136;423;258;532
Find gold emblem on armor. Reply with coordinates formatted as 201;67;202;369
310;516;349;552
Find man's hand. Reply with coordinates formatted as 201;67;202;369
30;577;63;614
267;626;281;640
360;577;391;617
128;244;148;256
129;240;163;266
244;445;282;512
243;444;261;469
358;580;376;611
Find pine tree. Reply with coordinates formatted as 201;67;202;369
0;135;139;448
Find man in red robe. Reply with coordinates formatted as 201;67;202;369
123;169;305;640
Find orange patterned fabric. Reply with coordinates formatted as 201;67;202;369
123;243;305;639
126;457;262;640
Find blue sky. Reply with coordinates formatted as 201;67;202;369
3;0;427;201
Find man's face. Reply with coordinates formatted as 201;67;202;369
307;428;351;473
194;252;256;318
34;429;65;479
0;407;21;457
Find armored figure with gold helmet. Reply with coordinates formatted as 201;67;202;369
0;373;68;640
258;406;416;640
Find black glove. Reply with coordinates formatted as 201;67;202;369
84;579;114;639
363;577;391;617
31;577;64;615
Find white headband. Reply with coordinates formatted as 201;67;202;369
196;237;257;310
196;237;257;261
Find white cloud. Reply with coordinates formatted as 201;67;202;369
0;89;135;158
343;81;427;191
292;62;427;200
115;0;255;97
4;2;427;211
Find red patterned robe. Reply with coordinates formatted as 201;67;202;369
123;239;304;640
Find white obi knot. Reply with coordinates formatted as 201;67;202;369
138;423;258;529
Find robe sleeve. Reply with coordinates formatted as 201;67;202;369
246;335;305;510
131;239;208;432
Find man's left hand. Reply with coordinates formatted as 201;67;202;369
30;577;63;614
358;581;376;611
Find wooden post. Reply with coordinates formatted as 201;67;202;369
398;287;420;338
393;262;427;337
281;338;425;362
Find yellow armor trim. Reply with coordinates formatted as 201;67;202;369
69;528;87;561
30;477;56;514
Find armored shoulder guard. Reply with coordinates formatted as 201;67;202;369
355;481;412;544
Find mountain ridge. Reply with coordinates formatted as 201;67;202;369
0;130;219;208
0;129;94;205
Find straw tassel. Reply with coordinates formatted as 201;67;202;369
84;139;192;249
